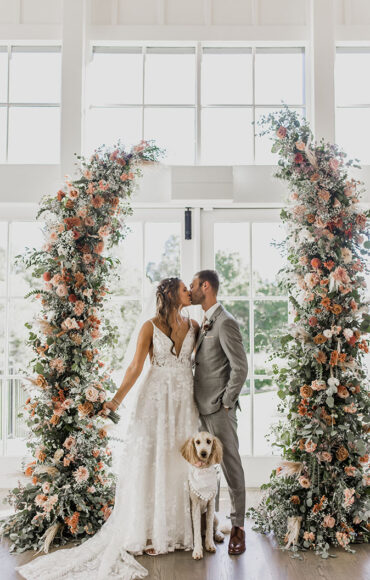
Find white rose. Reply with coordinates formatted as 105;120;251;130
323;329;333;339
343;328;354;340
85;386;99;402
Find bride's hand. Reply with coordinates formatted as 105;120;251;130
101;400;119;416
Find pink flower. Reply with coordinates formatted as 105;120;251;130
290;192;299;201
83;253;93;264
87;182;95;195
49;358;65;373
73;301;85;316
299;256;308;266
61;317;79;331
73;466;89;483
43;494;58;513
336;532;350;547
298;476;311;488
295;141;306;151
329;158;339;171
83;288;93;298
85;386;99;402
343;403;357;414
343;488;355;508
99;391;106;403
44;282;53;291
56;284;68;297
42;482;50;494
323;515;335;528
276;126;287;139
91;328;100;340
294;153;304;164
85;216;95;227
94;241;104;254
87;486;96;493
63;436;76;450
320;452;332;462
35;494;47;507
344;465;356;476
98;225;110;237
303;531;315;541
308;316;318;326
331;266;350;284
77;207;88;218
305;440;317;453
318;189;330;202
91;196;104;208
83;169;92;180
68;188;79;199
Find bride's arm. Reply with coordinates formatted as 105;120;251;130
102;321;153;413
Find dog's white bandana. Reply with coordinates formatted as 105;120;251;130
189;465;219;501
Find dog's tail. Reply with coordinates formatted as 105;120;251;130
219;523;232;535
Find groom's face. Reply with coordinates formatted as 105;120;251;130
189;277;205;306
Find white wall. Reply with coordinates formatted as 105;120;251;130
1;0;370;206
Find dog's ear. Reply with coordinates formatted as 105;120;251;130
181;437;197;464
210;436;223;465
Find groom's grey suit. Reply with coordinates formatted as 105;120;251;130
193;303;248;527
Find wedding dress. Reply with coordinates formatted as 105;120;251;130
16;319;199;580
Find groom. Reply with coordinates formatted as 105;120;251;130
190;270;248;556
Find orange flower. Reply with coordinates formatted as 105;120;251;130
313;334;327;345
311;258;321;269
314;351;327;364
300;385;313;398
330;303;343;315
321;297;331;309
324;260;335;271
307;214;315;223
290;495;300;504
330;350;339;366
336;445;349;462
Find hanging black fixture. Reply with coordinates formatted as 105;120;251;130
184;207;192;240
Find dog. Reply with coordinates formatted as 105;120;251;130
181;431;224;560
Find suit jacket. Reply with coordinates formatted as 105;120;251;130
193;304;248;415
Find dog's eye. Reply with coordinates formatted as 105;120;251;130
196;440;200;445
206;439;211;445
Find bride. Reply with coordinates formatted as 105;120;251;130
16;276;200;580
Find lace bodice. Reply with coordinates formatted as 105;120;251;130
150;320;195;368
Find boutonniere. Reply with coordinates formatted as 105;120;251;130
203;319;214;333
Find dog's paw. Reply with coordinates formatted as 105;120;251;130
205;540;216;553
214;530;225;543
192;547;203;560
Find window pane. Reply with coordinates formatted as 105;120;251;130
9;299;39;373
201;107;253;164
336;50;370;106
0;107;7;161
215;223;250;296
254;300;288;374
104;300;142;375
221;300;250;354
336;107;370;164
9;49;61;103
0;49;7;102
255;49;304;105
254;378;281;455
109;223;142;296
145;223;181;290
84;107;142;156
144;107;195;164
0;301;4;374
7;377;29;456
0;222;7;297
9;222;43;296
255;107;304;164
8;106;60;163
252;222;285;296
88;51;143;105
202;49;253;105
145;51;195;105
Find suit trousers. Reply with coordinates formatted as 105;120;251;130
199;405;246;527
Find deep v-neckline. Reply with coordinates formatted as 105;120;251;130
152;322;192;359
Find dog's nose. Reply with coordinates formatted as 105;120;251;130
200;451;207;458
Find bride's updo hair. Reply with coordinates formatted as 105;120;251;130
156;277;182;356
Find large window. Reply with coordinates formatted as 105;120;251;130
0;45;61;164
335;47;370;165
85;45;306;165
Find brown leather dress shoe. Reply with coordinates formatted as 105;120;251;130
228;526;246;555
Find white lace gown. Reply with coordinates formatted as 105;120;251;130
16;321;199;580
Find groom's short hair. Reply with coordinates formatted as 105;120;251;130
196;270;219;294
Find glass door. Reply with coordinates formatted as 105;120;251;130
201;208;289;483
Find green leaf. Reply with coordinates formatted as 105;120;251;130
326;396;334;408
